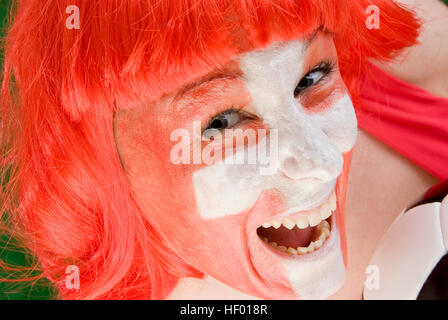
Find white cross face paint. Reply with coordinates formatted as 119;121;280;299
192;35;358;298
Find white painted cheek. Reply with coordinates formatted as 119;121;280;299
192;143;267;219
314;94;358;153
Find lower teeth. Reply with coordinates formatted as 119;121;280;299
262;220;331;255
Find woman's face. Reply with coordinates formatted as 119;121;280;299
114;32;358;299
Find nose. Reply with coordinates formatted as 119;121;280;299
277;117;343;182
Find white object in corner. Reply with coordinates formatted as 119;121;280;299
364;194;448;300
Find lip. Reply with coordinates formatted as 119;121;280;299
243;191;342;299
253;180;337;227
252;182;340;266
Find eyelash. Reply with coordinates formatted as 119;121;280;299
202;61;335;134
294;61;334;96
203;108;238;130
202;108;256;134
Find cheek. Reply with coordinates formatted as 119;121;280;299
192;142;264;219
309;90;358;155
114;81;261;247
117;116;250;257
301;75;347;113
299;34;343;113
117;120;276;292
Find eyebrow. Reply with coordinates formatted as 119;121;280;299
174;69;242;101
303;31;319;52
302;25;329;52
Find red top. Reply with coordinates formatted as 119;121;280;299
356;63;448;181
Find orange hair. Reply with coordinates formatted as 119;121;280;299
1;0;419;299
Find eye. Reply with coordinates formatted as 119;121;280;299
202;109;256;140
294;62;333;96
206;110;241;130
202;110;242;140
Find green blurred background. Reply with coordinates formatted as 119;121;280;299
0;0;447;300
0;0;56;300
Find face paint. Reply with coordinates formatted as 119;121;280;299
193;94;356;220
114;32;358;299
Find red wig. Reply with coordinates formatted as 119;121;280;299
1;0;419;299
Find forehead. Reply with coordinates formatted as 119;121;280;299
174;31;334;100
240;40;305;69
237;40;306;90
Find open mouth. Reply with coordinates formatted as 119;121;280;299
256;192;336;256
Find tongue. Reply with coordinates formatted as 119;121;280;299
257;225;315;248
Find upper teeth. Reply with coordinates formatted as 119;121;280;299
261;220;331;255
260;192;337;230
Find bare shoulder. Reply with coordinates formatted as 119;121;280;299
373;0;448;98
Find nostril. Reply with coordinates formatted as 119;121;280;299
280;155;342;181
281;157;313;180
